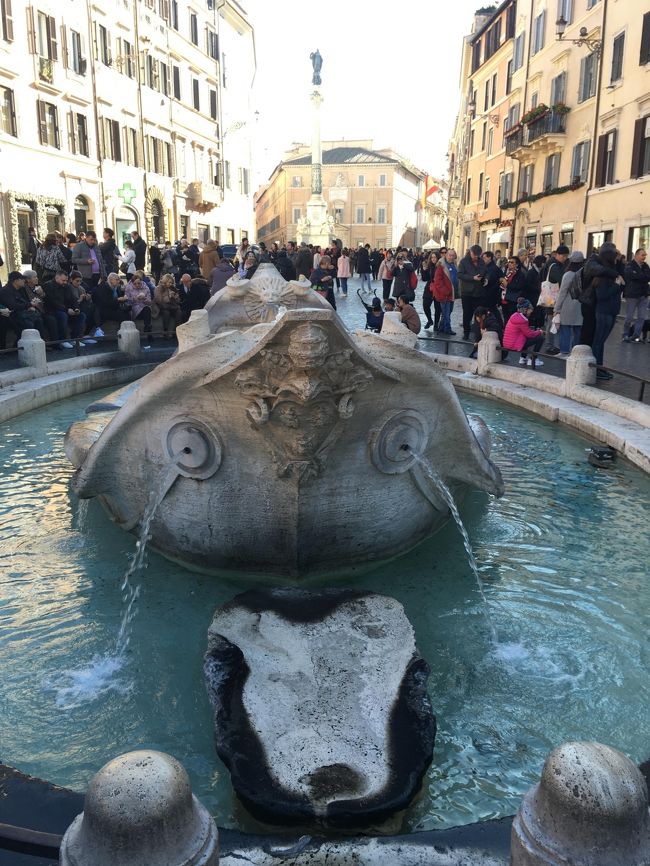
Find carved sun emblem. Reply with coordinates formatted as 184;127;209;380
243;272;298;323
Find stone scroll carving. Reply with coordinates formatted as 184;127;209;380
235;323;373;480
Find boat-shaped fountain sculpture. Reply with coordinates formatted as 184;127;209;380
65;264;504;579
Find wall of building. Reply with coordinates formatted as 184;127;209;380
0;0;255;276
448;0;650;259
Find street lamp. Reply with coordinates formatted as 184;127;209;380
555;18;602;57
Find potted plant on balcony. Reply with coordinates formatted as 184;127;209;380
521;103;549;125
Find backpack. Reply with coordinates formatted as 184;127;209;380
575;268;596;305
409;269;418;291
568;268;583;301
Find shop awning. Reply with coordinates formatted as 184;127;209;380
487;229;511;245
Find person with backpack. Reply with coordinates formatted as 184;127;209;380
457;245;486;340
580;243;625;374
588;243;625;379
554;251;585;357
391;253;417;302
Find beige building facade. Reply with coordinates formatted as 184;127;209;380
255;141;437;250
0;0;256;276
448;0;650;258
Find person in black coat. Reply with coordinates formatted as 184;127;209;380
0;272;47;337
99;229;121;274
181;278;210;320
623;249;650;341
481;251;503;319
501;256;528;323
131;231;147;270
274;249;297;281
356;244;372;292
149;244;162;283
295;243;312;279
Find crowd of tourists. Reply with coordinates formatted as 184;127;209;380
2;232;648;380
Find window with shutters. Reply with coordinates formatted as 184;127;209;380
242;168;249;195
532;11;545;54
103;118;122;161
190;12;198;45
171;0;178;29
37;100;60;148
491;73;497;106
499;172;513;205
209;88;217;119
471;39;481;73
640;12;650;65
207;28;218;60
519;163;534;196
37;12;57;59
119;39;134;78
571;140;590;183
0;0;14;42
224;160;231;189
358;175;365;187
172;65;181;99
586;0;599;7
506;60;513;95
147;55;159;90
192;77;200;110
487;127;494;156
544;153;561;189
557;0;572;26
96;23;110;66
478;172;484;201
631;116;650;178
513;32;525;70
377;206;386;224
469;128;475;156
70;30;86;75
355;206;365;224
481;121;487;151
70;112;89;156
550;71;566;105
292;207;301;224
610;32;625;83
466;176;472;202
379;173;386;186
160;63;169;96
578;52;597;102
484;79;489;111
484;176;490;209
222;52;227;87
0;85;16;136
158;0;169;22
595;131;616;185
506;103;520;130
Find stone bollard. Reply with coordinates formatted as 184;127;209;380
511;742;650;866
17;329;47;375
117;321;141;358
565;344;597;393
477;330;501;375
177;309;211;353
60;750;219;866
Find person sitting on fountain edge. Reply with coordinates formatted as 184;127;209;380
366;296;384;332
396;293;422;334
469;306;506;360
310;254;336;309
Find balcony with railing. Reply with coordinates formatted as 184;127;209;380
504;107;570;159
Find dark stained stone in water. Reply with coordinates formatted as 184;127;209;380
204;588;436;829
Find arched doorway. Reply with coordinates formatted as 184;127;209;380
151;199;164;242
114;205;139;250
74;196;89;235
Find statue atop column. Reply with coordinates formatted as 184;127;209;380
310;49;323;86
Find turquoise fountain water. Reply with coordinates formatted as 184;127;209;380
0;388;649;832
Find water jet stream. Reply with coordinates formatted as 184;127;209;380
410;451;499;644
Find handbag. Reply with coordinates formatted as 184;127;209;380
539;279;559;306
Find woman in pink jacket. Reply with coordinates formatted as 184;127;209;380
337;248;351;296
502;298;545;366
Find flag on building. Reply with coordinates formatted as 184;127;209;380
418;176;440;210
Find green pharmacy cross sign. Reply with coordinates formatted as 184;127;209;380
118;183;137;205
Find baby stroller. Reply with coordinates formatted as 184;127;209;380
357;286;383;332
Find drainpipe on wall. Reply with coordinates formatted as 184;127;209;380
510;0;537;255
133;0;148;236
582;0;608;229
85;0;108;228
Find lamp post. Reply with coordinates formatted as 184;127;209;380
555;18;602;57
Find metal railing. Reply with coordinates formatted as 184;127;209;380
589;363;649;403
0;820;61;860
527;109;568;143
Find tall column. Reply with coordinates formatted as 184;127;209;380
311;90;323;196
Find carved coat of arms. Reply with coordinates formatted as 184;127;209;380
235;323;373;480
